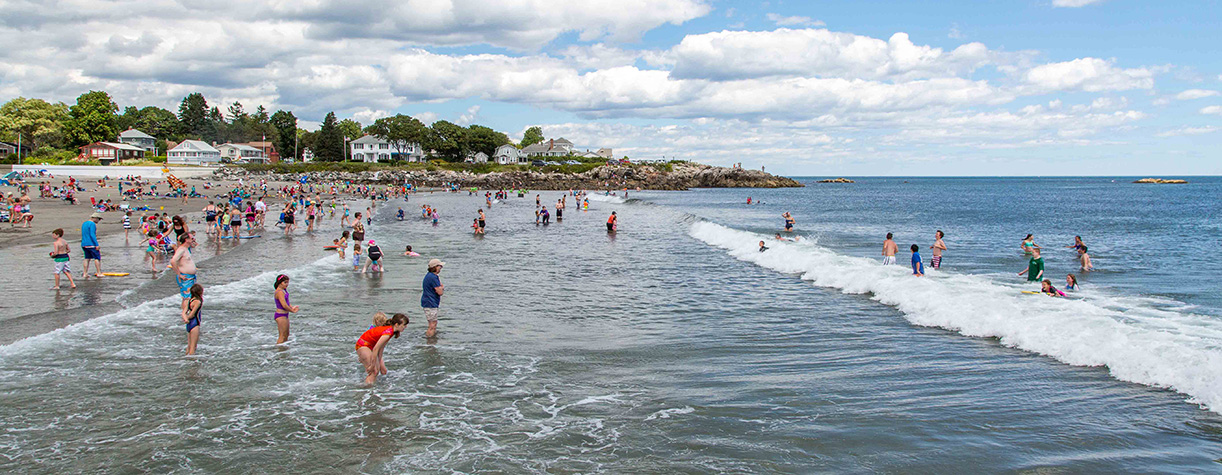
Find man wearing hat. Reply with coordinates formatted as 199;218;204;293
81;212;104;277
421;258;445;338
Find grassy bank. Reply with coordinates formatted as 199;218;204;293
233;160;681;175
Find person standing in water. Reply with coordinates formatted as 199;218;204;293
478;209;486;233
170;232;198;314
607;211;617;232
930;230;947;269
49;228;76;289
1020;234;1040;254
1078;245;1095;271
181;284;203;355
782;212;795;232
422;259;445;338
355;313;408;384
1018;247;1045;283
882;233;898;265
273;274;298;344
81;212;103;278
911;244;924;276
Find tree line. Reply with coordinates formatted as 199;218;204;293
0;90;548;163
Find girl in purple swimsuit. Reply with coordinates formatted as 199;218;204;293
273;274;299;344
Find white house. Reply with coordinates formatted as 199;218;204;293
216;143;266;163
464;151;489;163
167;140;221;165
350;134;423;163
301;148;314;162
117;128;156;151
521;138;575;157
494;144;523;164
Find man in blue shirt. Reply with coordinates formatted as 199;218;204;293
81;212;103;278
421;259;445;338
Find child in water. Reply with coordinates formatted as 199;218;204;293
1078;246;1094;271
352;243;362;271
1041;279;1066;297
911;244;924;276
1065;274;1079;291
355;313;409;385
182;283;203;355
403;245;419;257
759;241;769;252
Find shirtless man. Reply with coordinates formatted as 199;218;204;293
930;230;947;269
171;232;198;313
882;233;898;265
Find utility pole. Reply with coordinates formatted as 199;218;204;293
294;129;299;162
16;133;21;165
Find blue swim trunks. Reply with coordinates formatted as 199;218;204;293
177;273;196;299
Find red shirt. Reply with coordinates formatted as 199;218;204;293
356;326;393;349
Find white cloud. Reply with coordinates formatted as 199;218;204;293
456;105;481;125
765;13;824;28
1052;0;1106;7
1024;57;1153;93
1201;106;1222;115
1157;126;1219;137
948;25;964;39
1175;89;1219;100
669;29;994;81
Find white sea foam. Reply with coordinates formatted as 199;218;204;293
689;221;1222;413
585;194;626;204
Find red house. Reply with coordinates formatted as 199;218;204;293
79;142;146;165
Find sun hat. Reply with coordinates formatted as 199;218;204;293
428;258;445;268
90;212;105;220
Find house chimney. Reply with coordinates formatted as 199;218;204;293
548;138;553;150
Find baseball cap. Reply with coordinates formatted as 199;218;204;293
428;258;445;268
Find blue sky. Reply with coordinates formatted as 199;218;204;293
1;0;1218;175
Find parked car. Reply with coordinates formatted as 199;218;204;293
565;160;580;165
531;160;546;167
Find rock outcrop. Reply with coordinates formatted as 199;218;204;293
212;162;803;190
1133;178;1187;184
818;178;855;183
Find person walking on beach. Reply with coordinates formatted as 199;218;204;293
355;313;409;384
123;211;132;240
930;230;947;269
49;228;76;290
422;259;445;338
911;244;925;276
182;284;203;355
81;212;103;278
882;233;898;265
1018;247;1045;283
273;274;298;344
170;232;198;314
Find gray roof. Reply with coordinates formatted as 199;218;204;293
169;140;219;153
520;143;550;153
219;143;262;152
352;134;385;145
119;128;154;139
552;137;573;145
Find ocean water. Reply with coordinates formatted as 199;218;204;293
1;178;1221;473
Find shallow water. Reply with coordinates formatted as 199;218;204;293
1;180;1221;472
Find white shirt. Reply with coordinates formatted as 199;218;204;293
255;200;267;212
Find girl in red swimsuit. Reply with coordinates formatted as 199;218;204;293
355;313;408;384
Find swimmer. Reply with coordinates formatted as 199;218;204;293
403;245;419;257
1065;274;1079;291
182;283;203;355
1021;234;1040;254
273;274;298;344
1066;235;1086;252
759;241;769;252
1078;245;1094;271
930;230;946;269
397;208;404;221
911;244;924;276
355;313;409;384
1041;279;1066;297
882;233;898;265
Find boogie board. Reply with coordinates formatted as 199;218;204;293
323;245;340;250
221;235;261;239
101;272;130;277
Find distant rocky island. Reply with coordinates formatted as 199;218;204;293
216;162;803;190
818;178;855;183
1133;178;1188;184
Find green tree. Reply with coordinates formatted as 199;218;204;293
118;106;140;131
368;114;429;161
315;112;345;161
133;106;181;140
178;93;210;139
270;110;298;160
297;128;318;159
429;120;467;162
521;126;544;147
466;124;509;157
248;105;275;143
205;106;224;143
0;97;70;150
66;90;119;146
337;118;363;141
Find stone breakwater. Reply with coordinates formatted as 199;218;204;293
213;163;803;190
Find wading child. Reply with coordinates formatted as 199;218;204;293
911;244;924;276
182;284;203;355
352;243;363;271
49;228;76;289
403;245;419;257
273;274;298;344
355;313;408;385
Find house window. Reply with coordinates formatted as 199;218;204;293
354;144;364;149
379;143;388;149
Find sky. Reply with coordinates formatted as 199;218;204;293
1;0;1219;176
